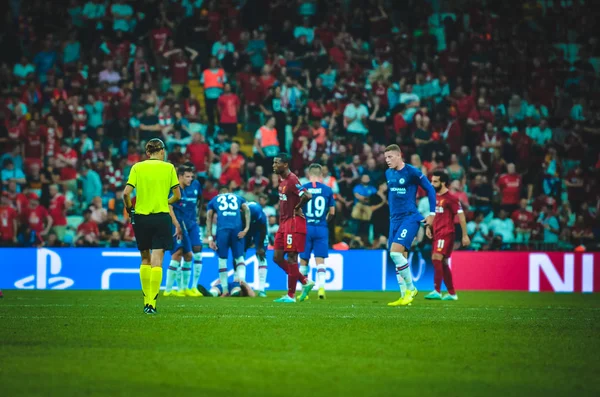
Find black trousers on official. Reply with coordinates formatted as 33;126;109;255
132;213;173;251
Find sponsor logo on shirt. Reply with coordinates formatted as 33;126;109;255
390;187;406;194
279;193;288;201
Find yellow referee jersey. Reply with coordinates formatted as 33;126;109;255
126;159;179;215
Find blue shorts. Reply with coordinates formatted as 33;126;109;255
246;224;267;251
172;224;192;254
185;222;202;248
216;228;245;259
389;219;421;250
300;225;329;260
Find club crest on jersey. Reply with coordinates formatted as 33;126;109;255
399;178;405;184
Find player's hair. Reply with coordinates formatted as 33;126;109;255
432;170;450;186
384;144;401;153
276;153;291;165
218;185;229;193
177;165;194;176
308;163;322;176
145;138;165;154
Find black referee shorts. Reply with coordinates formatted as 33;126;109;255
132;213;173;251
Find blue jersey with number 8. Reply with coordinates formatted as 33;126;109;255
302;182;335;228
207;193;246;231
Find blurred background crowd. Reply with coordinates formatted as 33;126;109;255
0;0;599;251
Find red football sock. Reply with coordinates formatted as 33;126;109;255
287;262;299;298
432;259;443;293
442;262;455;295
276;259;289;274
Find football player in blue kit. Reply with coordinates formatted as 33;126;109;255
206;187;250;296
164;166;204;297
245;201;269;297
384;145;436;307
298;164;335;301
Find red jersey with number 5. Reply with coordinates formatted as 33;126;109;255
433;191;462;237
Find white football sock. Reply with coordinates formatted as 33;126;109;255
218;258;229;292
235;257;246;282
258;258;268;291
391;252;408;297
316;264;326;289
166;260;180;292
181;260;192;290
299;265;309;277
192;252;203;288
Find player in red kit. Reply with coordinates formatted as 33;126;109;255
272;153;315;303
425;171;470;301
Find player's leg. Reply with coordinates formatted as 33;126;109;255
313;227;329;299
188;223;204;295
133;215;153;312
181;251;198;296
140;249;152;312
165;247;183;296
387;221;420;306
216;229;231;295
441;254;458;300
147;214;173;312
425;251;444;300
298;230;314;278
273;230;289;273
232;234;246;284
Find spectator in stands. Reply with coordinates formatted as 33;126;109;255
89;196;108;224
1;159;26;192
24;193;52;247
497;163;522;214
219;141;245;187
490;209;516;245
75;209;100;247
217;83;241;139
248;165;269;193
512;199;535;245
201;56;226;134
343;94;369;140
48;184;70;241
538;205;560;244
80;165;102;205
254;116;280;170
471;174;493;215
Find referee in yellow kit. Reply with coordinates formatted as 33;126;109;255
123;138;182;314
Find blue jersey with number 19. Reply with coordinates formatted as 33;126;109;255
302;181;335;227
207;193;247;231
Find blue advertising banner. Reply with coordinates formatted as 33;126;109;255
0;248;436;292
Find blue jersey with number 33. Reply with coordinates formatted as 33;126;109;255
207;193;246;231
302;182;335;227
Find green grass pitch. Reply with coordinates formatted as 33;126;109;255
1;291;599;397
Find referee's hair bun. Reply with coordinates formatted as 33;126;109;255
146;138;165;154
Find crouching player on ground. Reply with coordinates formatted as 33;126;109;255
245;201;269;297
209;280;256;297
425;171;470;300
299;163;335;301
164;166;203;297
206;187;250;296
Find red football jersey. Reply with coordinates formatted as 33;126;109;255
497;173;521;205
49;194;68;226
27;205;49;234
433;191;463;237
278;172;307;222
512;209;534;230
77;221;100;239
0;205;18;241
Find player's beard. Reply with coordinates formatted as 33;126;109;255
434;185;442;192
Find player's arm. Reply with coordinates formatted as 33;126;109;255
168;186;181;205
206;206;217;250
326;205;335;223
197;194;204;224
418;173;436;226
295;189;312;212
238;203;250;238
458;211;470;247
169;205;182;240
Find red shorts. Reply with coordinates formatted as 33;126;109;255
433;234;454;257
274;218;306;253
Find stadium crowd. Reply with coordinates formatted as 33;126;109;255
0;0;599;251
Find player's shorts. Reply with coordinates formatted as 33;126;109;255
216;228;245;259
433;234;455;257
171;224;192;254
274;218;306;253
186;222;202;248
133;213;173;251
389;219;421;250
246;223;268;251
300;225;329;260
